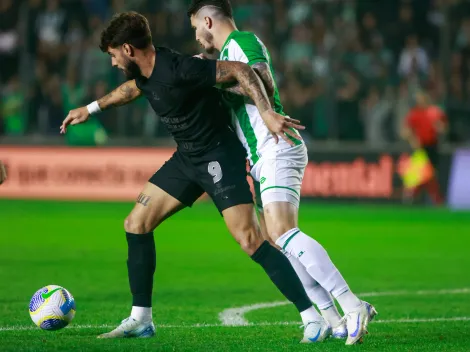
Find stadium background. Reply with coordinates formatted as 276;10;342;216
1;0;470;206
1;1;470;351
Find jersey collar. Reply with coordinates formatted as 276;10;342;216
220;30;239;52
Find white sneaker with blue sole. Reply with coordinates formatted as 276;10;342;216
343;301;377;345
97;317;156;339
300;318;331;343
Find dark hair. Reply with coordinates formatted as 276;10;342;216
187;0;233;18
99;11;152;52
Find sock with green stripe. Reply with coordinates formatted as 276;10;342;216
251;241;322;324
275;228;361;314
284;251;343;326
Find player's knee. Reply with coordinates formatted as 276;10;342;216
236;227;263;256
124;214;154;234
269;223;297;242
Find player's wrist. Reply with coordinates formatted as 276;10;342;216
86;101;101;115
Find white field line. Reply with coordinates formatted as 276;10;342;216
219;288;470;326
1;317;470;332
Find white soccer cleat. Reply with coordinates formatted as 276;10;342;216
97;317;156;339
300;319;331;343
331;321;348;339
343;301;377;345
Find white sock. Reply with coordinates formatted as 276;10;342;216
320;305;343;328
284;250;342;326
334;290;362;315
300;306;322;325
276;228;360;315
131;306;152;323
284;251;334;309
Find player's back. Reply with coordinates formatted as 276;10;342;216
136;47;233;154
218;31;302;166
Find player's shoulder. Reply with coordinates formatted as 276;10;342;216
153;47;192;85
229;31;261;45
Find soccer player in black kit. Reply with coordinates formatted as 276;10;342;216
61;12;327;342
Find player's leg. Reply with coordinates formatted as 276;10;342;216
258;146;376;344
99;153;204;339
200;141;329;342
255;180;344;336
221;204;330;342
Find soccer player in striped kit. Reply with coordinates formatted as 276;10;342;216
189;0;377;345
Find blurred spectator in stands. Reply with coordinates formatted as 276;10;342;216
336;68;363;141
62;67;86;116
362;86;393;146
42;75;64;134
1;76;26;135
390;3;416;56
283;24;314;71
398;34;430;81
0;0;19;82
36;0;68;74
81;16;110;87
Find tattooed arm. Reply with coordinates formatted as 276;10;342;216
222;62;275;99
215;61;305;145
97;80;141;110
215;61;272;114
60;80;141;133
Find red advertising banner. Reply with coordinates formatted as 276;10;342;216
0;147;175;200
1;147;451;203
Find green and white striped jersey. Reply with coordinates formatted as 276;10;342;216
218;31;302;166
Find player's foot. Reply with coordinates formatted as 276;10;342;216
343;301;377;345
331;321;348;339
300;319;331;343
97;317;156;339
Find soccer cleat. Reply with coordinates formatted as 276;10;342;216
97;317;156;339
331;321;348;339
343;301;377;345
300;319;331;343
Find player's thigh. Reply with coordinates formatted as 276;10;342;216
125;182;187;234
197;138;253;214
255;147;307;240
125;153;204;234
197;141;262;254
222;203;263;255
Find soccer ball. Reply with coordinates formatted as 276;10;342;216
29;285;76;330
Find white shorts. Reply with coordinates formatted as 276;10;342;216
251;144;308;210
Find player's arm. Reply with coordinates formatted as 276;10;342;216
0;160;7;185
215;61;303;145
60;80;141;133
222;62;275;98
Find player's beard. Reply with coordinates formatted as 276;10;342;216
122;57;142;80
200;28;215;55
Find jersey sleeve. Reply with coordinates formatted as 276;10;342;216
174;55;217;89
231;34;268;66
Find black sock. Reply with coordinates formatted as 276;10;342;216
126;232;156;307
251;241;312;313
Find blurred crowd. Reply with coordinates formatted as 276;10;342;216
1;0;470;145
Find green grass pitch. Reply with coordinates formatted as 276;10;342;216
1;199;470;351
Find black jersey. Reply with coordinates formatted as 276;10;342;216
135;47;233;155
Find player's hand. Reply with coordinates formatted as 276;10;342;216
260;109;305;146
60;107;90;134
0;161;7;185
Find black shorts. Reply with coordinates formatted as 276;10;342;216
149;138;253;213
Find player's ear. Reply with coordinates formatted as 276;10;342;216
204;16;213;29
122;43;134;57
